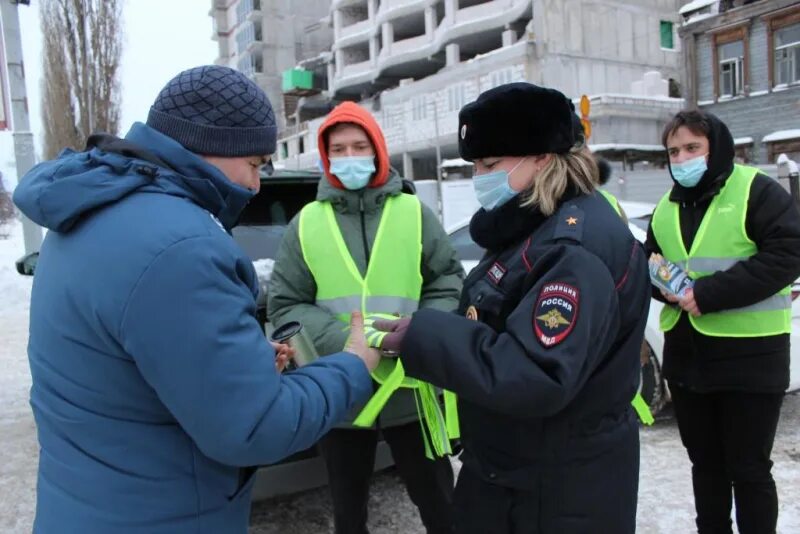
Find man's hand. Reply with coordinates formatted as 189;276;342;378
344;311;381;372
271;342;295;373
661;289;680;304
678;288;702;317
372;317;412;354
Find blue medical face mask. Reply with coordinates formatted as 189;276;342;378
329;156;376;190
670;155;708;188
473;158;527;211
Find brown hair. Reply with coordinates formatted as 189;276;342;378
661;110;712;147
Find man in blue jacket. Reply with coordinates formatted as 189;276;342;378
13;65;379;533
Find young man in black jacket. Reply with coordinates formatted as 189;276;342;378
646;110;800;534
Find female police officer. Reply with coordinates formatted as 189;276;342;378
370;82;650;533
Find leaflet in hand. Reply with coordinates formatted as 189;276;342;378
649;253;694;298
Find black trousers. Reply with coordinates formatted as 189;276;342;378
319;422;455;534
670;385;784;534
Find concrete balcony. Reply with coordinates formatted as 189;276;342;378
331;0;367;10
335;19;375;49
378;33;435;72
376;0;434;25
585;93;684;120
446;0;530;42
338;59;374;82
332;0;531;95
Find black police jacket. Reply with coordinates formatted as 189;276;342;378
398;192;650;531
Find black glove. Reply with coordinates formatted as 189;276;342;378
371;317;412;354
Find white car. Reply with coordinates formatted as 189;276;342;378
446;200;800;416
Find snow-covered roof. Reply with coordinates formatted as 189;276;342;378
762;130;800;143
734;137;754;145
684;12;715;25
588;143;664;152
679;0;716;15
440;158;473;168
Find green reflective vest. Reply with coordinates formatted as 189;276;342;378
598;187;654;425
600;189;622;215
651;164;791;337
299;193;458;456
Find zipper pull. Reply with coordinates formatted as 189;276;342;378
359;195;365;213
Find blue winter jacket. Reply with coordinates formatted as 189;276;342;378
13;123;373;533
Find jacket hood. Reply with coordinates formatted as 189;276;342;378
12;123;255;233
668;112;735;203
317;102;390;189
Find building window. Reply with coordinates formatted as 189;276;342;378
448;85;465;112
775;23;800;86
766;139;800;164
236;52;262;76
766;7;800;89
733;140;753;164
718;40;745;97
712;25;749;100
237;54;254;76
236;0;251;24
236;0;261;23
412;97;427;121
236;22;255;54
489;69;513;89
660;21;674;50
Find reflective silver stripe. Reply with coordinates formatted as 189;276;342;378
688;256;750;272
317;296;362;316
316;296;419;316
716;294;791;315
366;296;419;315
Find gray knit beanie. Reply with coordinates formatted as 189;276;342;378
146;65;277;157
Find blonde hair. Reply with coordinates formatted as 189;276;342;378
519;146;598;216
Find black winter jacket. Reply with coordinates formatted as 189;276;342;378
399;192;650;533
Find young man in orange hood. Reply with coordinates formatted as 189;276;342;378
268;102;463;533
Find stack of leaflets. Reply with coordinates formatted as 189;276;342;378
649;253;694;298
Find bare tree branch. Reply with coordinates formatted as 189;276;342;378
40;0;124;160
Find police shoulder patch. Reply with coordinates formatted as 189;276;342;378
533;282;579;347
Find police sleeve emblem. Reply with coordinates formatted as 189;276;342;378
533;282;579;347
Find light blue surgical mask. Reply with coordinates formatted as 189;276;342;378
329;156;376;190
670;155;708;188
473;158;526;211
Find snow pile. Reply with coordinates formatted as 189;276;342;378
252;258;275;306
0;219;33;320
679;0;717;16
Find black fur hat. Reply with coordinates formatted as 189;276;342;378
458;82;576;161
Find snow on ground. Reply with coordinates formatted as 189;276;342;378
0;219;798;533
0;219;37;534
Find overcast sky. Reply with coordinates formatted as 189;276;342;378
1;0;219;189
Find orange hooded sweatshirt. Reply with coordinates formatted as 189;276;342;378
317;102;391;189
